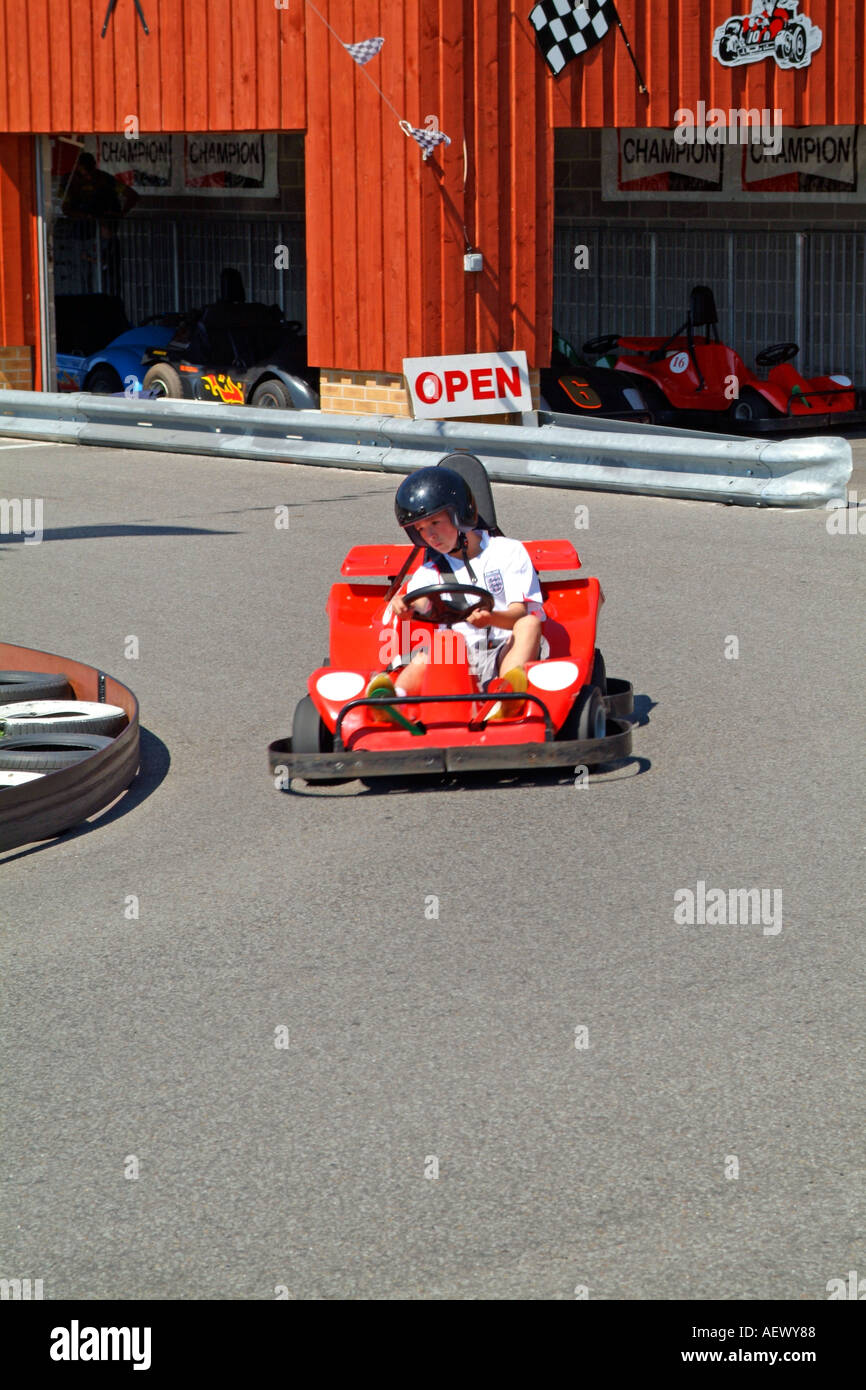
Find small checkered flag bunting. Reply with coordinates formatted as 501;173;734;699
344;36;384;67
529;0;616;76
399;121;453;159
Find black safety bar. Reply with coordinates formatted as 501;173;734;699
333;691;556;750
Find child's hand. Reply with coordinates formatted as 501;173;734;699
393;592;432;617
464;608;494;628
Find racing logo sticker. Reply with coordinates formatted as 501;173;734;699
485;568;505;598
201;373;245;405
712;3;822;71
669;352;690;374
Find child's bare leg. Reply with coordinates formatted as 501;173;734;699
498;614;542;674
395;652;428;694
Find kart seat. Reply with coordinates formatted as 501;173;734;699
689;285;719;331
188;302;283;367
437;453;502;536
647;284;721;391
219;267;246;304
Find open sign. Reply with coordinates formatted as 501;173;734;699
404;351;532;418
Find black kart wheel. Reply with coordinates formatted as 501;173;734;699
251;379;293;409
590;648;607;697
292;696;333;754
729;387;777;422
291;695;343;786
142;363;183;398
0;671;72;702
560;683;606;742
85;366;123;395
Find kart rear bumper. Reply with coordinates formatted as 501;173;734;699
269;715;633;782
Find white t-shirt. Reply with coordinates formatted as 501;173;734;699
405;531;545;659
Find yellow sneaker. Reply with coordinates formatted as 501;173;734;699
488;667;528;720
365;672;398;722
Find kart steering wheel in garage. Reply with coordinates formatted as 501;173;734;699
755;342;799;369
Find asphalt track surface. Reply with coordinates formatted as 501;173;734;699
1;441;863;1301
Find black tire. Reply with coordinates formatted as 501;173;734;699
291;696;337;786
789;23;807;63
590;649;608;697
142;363;183;398
560;684;606;742
250;378;294;409
0;700;127;738
85;366;123;395
729;386;777;422
0;671;72;702
0;733;114;771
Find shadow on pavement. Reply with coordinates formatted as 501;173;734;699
1;523;239;551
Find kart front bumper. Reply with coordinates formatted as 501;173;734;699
269;681;635;784
724;408;866;434
269;716;633;782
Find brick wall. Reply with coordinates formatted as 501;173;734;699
0;346;33;390
320;370;413;417
320;368;541;422
555;128;866;231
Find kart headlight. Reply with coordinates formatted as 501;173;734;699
316;671;365;701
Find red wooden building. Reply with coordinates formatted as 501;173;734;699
1;0;865;407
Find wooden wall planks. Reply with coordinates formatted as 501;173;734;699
0;0;307;134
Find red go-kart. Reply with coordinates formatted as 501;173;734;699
582;285;863;431
268;457;634;785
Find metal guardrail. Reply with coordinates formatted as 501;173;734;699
0;391;851;506
0;642;140;853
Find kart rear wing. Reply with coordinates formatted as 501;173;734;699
340;540;581;577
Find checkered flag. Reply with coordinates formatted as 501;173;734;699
529;0;616;75
401;123;452;159
344;36;384;67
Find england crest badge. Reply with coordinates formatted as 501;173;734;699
486;568;505;598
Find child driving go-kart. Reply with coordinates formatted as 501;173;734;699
365;463;549;719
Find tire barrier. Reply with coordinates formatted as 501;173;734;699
0;391;852;507
0;642;139;853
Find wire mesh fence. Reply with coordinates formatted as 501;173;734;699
555;225;866;380
53;215;307;326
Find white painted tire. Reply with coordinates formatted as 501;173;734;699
0;700;127;738
0;769;46;787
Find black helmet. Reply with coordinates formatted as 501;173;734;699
395;467;477;548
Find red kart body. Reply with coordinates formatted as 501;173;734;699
583;284;862;431
611;336;856;417
743;6;789;43
269;528;634;784
319;541;594;751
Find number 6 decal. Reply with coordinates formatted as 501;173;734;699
559;375;602;410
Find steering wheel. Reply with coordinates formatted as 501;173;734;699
402;583;495;626
755;341;799;368
582;334;620;356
